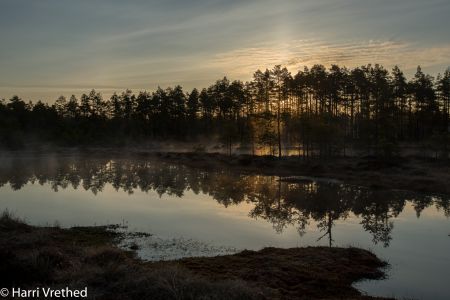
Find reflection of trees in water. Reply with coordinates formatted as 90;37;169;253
249;179;309;236
1;156;449;247
352;190;403;247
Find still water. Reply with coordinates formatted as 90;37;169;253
0;154;449;300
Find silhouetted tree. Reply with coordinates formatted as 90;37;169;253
1;64;450;159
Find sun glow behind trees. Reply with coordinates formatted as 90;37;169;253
1;64;450;158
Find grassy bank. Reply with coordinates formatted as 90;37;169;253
0;211;390;300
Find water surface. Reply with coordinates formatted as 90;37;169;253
0;155;449;300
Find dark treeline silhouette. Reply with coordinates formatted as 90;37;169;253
1;156;449;247
1;64;450;158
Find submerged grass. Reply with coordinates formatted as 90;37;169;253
0;211;391;299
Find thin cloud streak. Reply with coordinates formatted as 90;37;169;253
3;39;450;101
1;1;449;101
209;39;450;78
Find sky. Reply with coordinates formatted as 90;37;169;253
1;0;450;102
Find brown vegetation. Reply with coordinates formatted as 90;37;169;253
0;211;390;300
173;247;388;300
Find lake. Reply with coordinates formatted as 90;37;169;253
0;154;449;300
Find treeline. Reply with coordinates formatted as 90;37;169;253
1;64;450;158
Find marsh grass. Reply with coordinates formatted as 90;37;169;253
0;211;390;300
0;212;262;299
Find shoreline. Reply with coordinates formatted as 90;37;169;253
0;212;390;300
153;151;450;196
2;147;449;195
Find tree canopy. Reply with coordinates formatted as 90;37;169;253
1;64;450;158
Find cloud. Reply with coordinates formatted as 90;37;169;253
208;39;450;78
